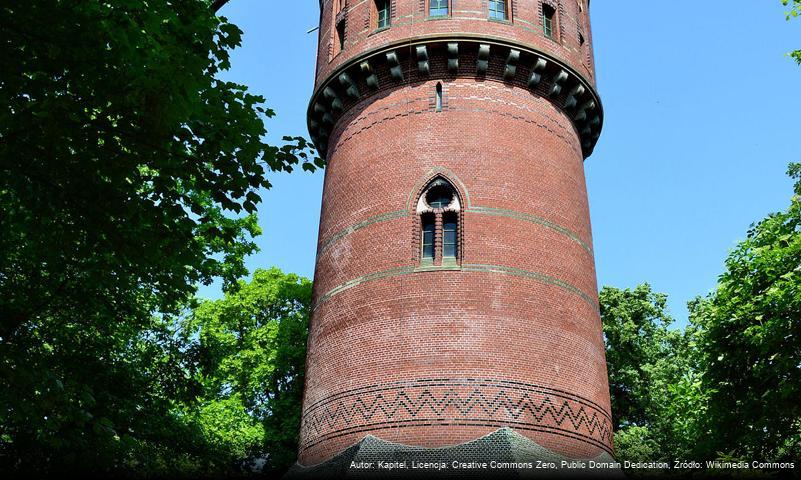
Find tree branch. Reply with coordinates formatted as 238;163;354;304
211;0;230;12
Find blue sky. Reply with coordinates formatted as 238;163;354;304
201;1;801;326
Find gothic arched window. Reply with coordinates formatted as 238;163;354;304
417;178;461;266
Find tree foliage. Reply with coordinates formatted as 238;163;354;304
692;163;801;460
1;0;319;339
186;268;311;473
0;266;311;476
601;284;674;430
608;166;801;469
601;285;703;464
1;0;318;475
608;6;801;468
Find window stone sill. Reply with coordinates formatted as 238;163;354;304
488;17;512;25
415;264;462;273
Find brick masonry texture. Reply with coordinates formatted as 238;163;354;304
316;0;596;90
299;0;611;467
300;379;613;454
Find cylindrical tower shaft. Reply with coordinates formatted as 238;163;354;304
299;0;610;467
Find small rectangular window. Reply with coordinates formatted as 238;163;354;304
542;4;555;39
443;213;458;258
429;0;449;17
489;0;508;20
376;0;390;29
422;215;435;260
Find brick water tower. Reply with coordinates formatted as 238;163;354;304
295;0;613;474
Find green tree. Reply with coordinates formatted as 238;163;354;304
0;0;319;474
601;285;704;464
186;268;311;474
601;284;674;431
692;164;801;460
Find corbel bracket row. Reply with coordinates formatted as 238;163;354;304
308;39;602;158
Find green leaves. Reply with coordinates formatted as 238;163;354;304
601;285;704;462
783;0;801;19
186;268;312;473
601;284;674;430
0;0;319;475
690;164;801;461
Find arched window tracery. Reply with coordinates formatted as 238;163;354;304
417;178;461;266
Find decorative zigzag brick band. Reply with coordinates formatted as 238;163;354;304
300;378;614;456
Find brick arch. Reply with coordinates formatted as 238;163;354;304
406;167;471;212
408;170;467;266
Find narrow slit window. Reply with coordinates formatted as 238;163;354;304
435;83;443;112
376;0;390;29
542;4;556;39
443;213;458;259
489;0;508;20
422;214;435;260
429;0;449;17
336;20;346;52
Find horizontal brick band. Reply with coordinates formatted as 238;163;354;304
313;263;598;311
318;210;407;256
317;206;591;260
468;207;592;254
300;378;613;456
462;264;597;308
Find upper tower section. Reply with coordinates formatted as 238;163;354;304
316;0;595;88
308;0;602;158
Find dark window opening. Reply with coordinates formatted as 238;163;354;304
489;0;508;20
422;214;435;260
430;0;449;17
435;83;443;112
426;184;453;209
579;32;585;46
443;212;458;259
336;19;346;52
543;4;555;39
376;0;390;29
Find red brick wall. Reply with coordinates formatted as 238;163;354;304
299;0;610;466
315;0;596;89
